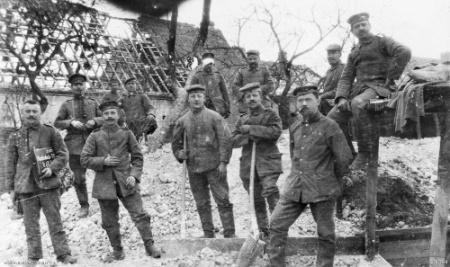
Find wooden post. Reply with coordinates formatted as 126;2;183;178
366;114;379;260
430;111;450;267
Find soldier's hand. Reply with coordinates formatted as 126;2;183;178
40;167;53;179
177;149;188;161
342;176;353;187
104;155;120;166
85;120;96;128
70;120;85;129
239;125;250;134
218;162;227;180
126;176;136;189
336;98;349;112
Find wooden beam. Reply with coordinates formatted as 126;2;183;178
430;110;450;267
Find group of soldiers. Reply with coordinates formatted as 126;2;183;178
5;12;412;267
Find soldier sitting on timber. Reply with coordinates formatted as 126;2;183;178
54;73;103;218
80;101;161;262
172;84;236;238
233;49;276;114
121;77;157;141
190;52;231;118
327;12;411;169
232;82;282;240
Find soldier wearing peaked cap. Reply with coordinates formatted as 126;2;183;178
231;82;282;240
7;100;77;264
121;77;157;140
267;86;353;267
54;73;103;218
327;12;411;170
80;99;161;261
190;51;231;118
233;49;276;114
171;84;236;238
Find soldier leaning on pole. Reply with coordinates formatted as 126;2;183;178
171;84;236;238
231;82;282;240
121;77;157;140
233;50;276;114
190;52;231;118
54;73;103;218
6;100;77;265
327;12;411;169
80;100;161;262
267;86;353;267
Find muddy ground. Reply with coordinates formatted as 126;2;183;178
0;133;439;266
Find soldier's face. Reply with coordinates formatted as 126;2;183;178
327;51;341;65
126;81;137;93
203;63;213;72
188;91;205;109
247;55;259;68
102;108;119;126
71;82;86;97
244;89;262;109
21;103;41;126
296;93;319;117
351;21;371;39
111;81;121;93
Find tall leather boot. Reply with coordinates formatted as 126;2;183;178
104;229;125;262
197;205;215;238
267;191;280;213
218;204;236;238
254;200;269;240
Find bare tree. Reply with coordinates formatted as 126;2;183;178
0;0;94;110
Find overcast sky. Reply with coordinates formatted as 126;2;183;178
99;0;450;73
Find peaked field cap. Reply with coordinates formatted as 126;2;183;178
201;52;215;59
326;44;342;51
292;85;318;96
347;12;370;25
99;100;120;111
246;49;260;56
124;77;136;85
441;52;450;63
239;82;261;93
68;73;87;83
186;84;206;93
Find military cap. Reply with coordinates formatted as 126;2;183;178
292;85;318;97
347;12;369;26
124;77;136;85
99;100;120;111
326;44;342;52
239;82;261;93
186;84;206;93
68;73;87;84
246;50;260;56
201;52;215;59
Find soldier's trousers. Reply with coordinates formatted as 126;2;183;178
69;155;89;208
19;188;71;260
98;192;154;251
268;198;335;267
188;168;235;237
327;88;378;154
240;171;280;235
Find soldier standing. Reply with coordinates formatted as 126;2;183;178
172;84;235;238
327;13;411;169
318;44;345;115
80;101;161;261
121;77;157;140
54;73;103;218
6;100;76;265
233;50;275;114
267;87;353;267
232;82;282;239
190;52;231;118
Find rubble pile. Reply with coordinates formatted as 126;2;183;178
0;134;440;266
